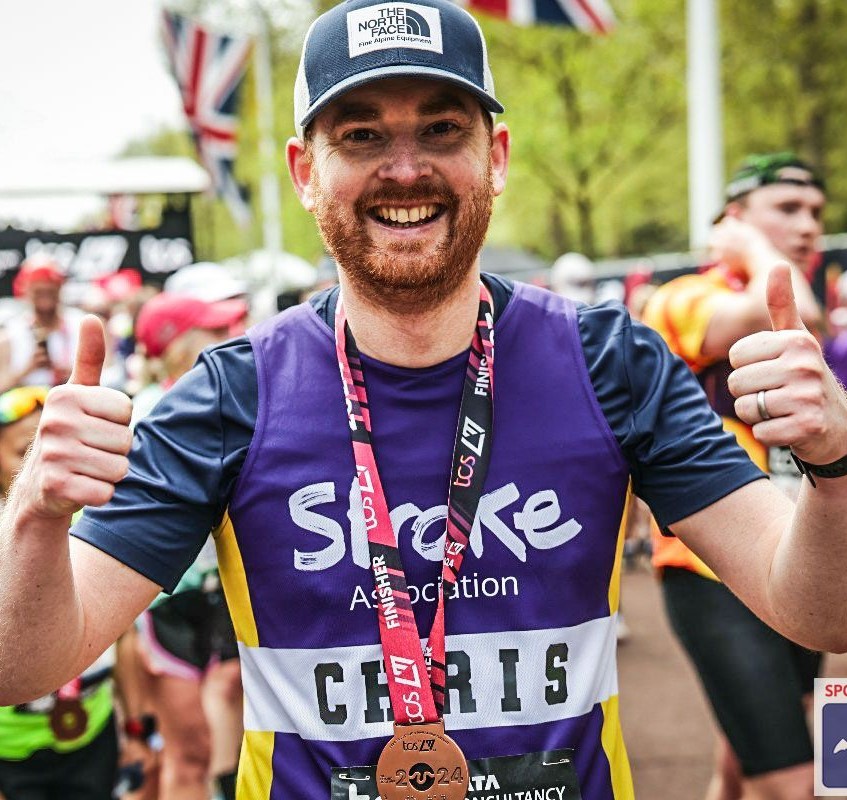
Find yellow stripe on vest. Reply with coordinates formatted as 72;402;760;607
607;484;630;615
214;511;259;647
236;730;275;799
600;694;635;799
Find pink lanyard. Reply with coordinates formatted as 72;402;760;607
334;283;495;724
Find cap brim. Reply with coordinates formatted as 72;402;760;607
196;298;248;330
298;65;504;133
22;267;65;284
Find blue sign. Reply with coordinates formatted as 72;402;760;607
822;703;847;788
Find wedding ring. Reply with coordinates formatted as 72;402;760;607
756;389;771;421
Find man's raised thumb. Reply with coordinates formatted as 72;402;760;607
68;314;106;386
766;262;805;332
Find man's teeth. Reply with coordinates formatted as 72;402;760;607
376;205;438;224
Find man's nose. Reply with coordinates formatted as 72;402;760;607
376;139;433;184
797;208;822;238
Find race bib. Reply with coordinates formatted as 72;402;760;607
332;748;582;800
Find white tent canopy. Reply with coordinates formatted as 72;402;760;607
0;157;210;197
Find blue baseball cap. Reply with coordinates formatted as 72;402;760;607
294;0;504;137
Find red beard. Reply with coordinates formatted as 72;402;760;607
313;165;494;314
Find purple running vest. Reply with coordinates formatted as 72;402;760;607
227;282;632;799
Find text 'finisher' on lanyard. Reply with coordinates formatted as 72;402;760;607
334;283;495;725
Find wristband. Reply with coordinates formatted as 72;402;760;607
123;714;156;741
790;452;847;488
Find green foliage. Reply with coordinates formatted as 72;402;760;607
131;0;847;264
721;0;847;233
482;0;688;258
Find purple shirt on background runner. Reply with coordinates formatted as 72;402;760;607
825;332;847;387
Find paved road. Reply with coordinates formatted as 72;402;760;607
616;566;847;799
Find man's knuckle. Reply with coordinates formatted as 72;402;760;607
93;483;116;506
46;385;66;402
807;417;827;438
791;333;821;356
111;456;130;483
42;471;68;497
38;442;64;464
727;372;740;395
795;361;825;384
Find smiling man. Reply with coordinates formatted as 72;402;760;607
2;4;847;800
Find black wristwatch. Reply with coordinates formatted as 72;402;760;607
790;452;847;488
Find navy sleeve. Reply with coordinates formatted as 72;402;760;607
70;337;258;592
577;301;766;529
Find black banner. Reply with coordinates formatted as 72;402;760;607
0;205;194;296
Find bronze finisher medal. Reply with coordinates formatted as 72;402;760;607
336;284;494;800
49;697;88;741
377;721;469;800
49;677;88;741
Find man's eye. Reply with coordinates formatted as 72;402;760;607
345;129;377;142
427;121;456;135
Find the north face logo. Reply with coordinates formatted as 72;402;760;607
347;2;443;57
403;7;430;35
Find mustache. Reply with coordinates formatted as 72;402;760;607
355;182;459;216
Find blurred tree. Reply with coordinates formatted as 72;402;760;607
722;0;847;234
481;0;688;259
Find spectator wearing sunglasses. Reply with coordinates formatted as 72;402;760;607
0;387;47;499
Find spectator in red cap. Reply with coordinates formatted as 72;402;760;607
132;293;248;420
0;254;85;393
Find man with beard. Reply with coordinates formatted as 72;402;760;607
2;2;847;799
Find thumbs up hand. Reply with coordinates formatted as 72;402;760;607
728;263;847;466
764;260;806;333
18;315;134;520
68;314;108;387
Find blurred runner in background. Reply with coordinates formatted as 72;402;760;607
549;251;596;304
131;291;248;800
0;387;122;800
642;152;826;800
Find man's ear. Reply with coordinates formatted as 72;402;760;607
490;123;510;197
723;201;744;220
286;137;316;212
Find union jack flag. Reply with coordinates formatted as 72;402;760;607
464;0;615;32
161;10;253;224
